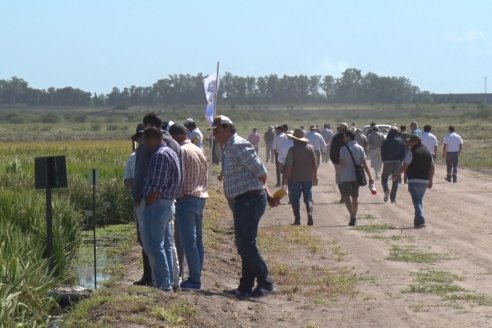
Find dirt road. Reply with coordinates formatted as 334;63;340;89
105;160;492;328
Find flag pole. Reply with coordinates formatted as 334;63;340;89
213;61;220;117
210;62;220;178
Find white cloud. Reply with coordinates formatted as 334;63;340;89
321;57;350;75
448;29;486;42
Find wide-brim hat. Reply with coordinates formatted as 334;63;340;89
286;128;309;143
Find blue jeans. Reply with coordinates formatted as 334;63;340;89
287;181;313;211
381;161;401;201
175;196;207;283
142;199;175;290
230;191;272;292
408;183;427;226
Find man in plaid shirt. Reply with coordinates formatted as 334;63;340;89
141;126;182;291
211;115;279;299
169;123;208;291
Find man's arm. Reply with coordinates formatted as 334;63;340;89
442;143;447;158
428;161;435;189
259;174;279;207
311;149;318;185
362;159;374;184
459;143;463;152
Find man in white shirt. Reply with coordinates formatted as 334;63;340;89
306;124;327;167
320;124;334;163
421;125;438;159
272;125;289;186
443;125;463;183
277;133;294;185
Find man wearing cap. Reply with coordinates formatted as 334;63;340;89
210;115;278;299
184;118;203;148
320;124;334;163
132;112;184;289
141;126;182;291
264;125;276;163
169;123;209;291
393;134;434;229
330;122;349;203
306;124;327;167
443;125;463;183
283;129;318;226
247;128;261;154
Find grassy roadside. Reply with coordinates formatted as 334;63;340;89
62;176;357;327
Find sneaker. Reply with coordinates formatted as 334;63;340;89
224;288;253;300
252;284;276;298
384;190;390;202
414;222;426;229
445;176;451;182
180;279;201;291
349;217;357;226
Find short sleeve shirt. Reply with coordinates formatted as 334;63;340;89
339;141;366;182
421;132;438;155
284;143;317;182
443;132;463;152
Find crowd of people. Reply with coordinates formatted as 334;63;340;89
123;112;463;298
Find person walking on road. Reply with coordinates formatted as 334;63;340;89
330;122;349;203
421;124;438;160
283;129;318;226
381;127;406;203
247;128;261;154
210;115;279;299
367;126;385;179
272;125;289;187
393;134;435;229
320;124;334;163
443;125;463;183
264;125;276;163
306;124;327;167
339;130;374;226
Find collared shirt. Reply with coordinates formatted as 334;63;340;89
443;132;463;152
277;139;294;164
306;131;327;153
178;140;209;198
320;128;334;145
222;133;267;199
187;127;204;148
339;141;366;182
143;144;182;200
123;152;136;181
247;132;261;146
421;132;438;155
272;132;287;152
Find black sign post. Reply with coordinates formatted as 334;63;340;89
34;156;67;271
90;169;99;289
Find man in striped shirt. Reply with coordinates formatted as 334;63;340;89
141;126;182;291
169;123;208;291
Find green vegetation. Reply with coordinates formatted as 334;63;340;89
353;223;394;233
386;246;449;264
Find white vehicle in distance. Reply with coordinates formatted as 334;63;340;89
363;124;392;138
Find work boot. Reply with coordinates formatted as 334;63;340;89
133;250;152;286
292;207;301;225
306;203;313;226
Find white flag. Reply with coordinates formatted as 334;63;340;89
203;74;220;125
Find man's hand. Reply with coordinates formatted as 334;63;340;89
368;178;375;185
313;177;318;186
428;181;433;189
134;201;141;208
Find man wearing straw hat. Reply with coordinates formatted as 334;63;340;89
283;128;318;226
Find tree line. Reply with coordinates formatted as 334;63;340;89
0;69;471;108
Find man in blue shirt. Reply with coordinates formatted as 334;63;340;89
211;115;279;299
141;126;182;291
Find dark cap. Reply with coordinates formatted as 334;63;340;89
168;122;189;136
131;123;145;140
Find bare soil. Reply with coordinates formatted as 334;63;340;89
79;160;492;328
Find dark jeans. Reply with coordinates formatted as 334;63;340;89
230;191;272;292
408;182;427;226
381;161;400;201
265;143;274;163
446;152;459;178
288;181;313;211
274;153;281;185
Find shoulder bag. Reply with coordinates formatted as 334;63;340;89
345;144;367;186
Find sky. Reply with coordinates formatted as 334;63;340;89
1;0;491;94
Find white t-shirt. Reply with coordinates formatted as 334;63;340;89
421;132;438;155
277;139;294;164
443;132;463;152
123;152;136;181
272;133;288;152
